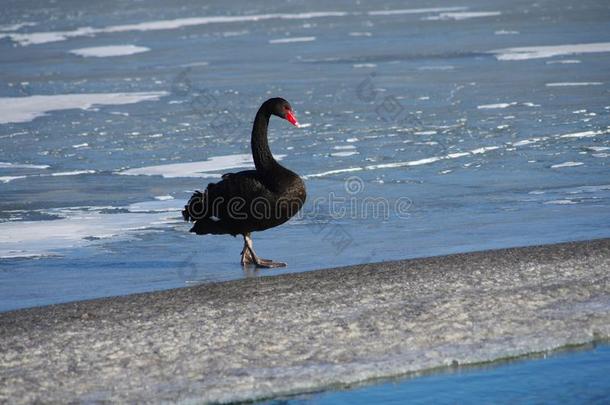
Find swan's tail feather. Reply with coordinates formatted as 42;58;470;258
188;218;226;235
182;190;204;222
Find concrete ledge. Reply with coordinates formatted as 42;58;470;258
1;239;610;403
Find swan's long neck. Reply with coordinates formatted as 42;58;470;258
251;106;278;173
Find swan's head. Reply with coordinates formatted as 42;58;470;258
267;97;300;127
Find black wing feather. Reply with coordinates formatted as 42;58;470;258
183;170;273;236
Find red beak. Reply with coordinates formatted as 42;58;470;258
285;110;300;127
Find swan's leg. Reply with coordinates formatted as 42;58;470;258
240;234;255;265
242;233;286;268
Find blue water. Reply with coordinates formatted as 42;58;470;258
264;344;610;404
1;0;610;312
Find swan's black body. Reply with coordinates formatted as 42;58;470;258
182;98;305;267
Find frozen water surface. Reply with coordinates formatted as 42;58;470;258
0;0;609;312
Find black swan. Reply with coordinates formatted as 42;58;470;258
182;98;306;268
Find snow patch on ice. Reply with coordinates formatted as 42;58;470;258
551;161;584;169
546;82;603;87
0;170;97;183
0;204;179;259
179;61;209;68
348;32;372;37
477;102;517;109
477;101;540;109
494;30;519;35
0;92;167;124
304;144;500;178
544;199;577;205
305;126;609;179
559;130;609;139
424;11;501;21
0;162;49;169
69;45;150;57
5;12;350;46
50;170;96;177
367;7;467;16
546;59;581;64
512;137;549;147
331;151;359;157
119;153;284;179
491;42;610;61
269;36;316;44
127;199;182;213
566;184;610;194
0;176;27;184
0;22;36;31
470;146;500;154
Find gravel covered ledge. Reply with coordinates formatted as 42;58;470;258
1;239;610;403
